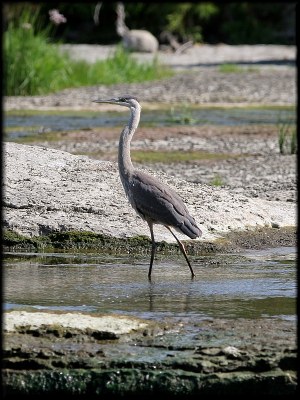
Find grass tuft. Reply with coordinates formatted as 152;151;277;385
277;118;297;155
210;173;224;186
218;63;258;73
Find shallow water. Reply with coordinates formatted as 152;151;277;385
4;107;296;139
3;246;296;321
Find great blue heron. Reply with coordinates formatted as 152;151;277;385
93;96;202;278
115;2;158;53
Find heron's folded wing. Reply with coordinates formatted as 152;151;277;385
130;171;201;239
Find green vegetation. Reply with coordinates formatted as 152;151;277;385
168;104;198;125
277;119;297;155
131;150;237;164
210;173;225;187
219;63;243;73
4;9;172;96
7;131;64;144
3;229;150;252
218;63;258;74
61;47;171;88
164;3;219;42
3;229;40;248
2;229;187;255
4;227;295;255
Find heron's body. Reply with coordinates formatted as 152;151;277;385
93;96;202;278
124;170;200;239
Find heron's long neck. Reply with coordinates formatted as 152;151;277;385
118;105;140;180
116;2;129;37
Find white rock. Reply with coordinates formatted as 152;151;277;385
3;142;296;242
3;310;148;334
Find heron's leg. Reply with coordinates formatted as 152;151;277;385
147;221;156;279
165;226;195;278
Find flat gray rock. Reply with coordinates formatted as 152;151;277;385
3;142;296;242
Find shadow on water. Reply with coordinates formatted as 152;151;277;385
4;107;296;139
3;247;296;321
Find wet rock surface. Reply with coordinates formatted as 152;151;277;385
3;312;297;398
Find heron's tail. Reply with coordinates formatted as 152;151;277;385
178;216;202;239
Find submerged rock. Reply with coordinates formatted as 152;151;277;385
3;313;297;397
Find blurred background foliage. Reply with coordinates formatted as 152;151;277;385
3;3;172;95
3;2;296;45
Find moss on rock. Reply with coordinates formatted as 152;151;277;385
3;226;296;255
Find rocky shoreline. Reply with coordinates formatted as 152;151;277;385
3;45;297;398
3;310;297;399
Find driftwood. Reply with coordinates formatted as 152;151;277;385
160;31;193;54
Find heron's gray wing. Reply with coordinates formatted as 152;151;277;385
129;171;201;239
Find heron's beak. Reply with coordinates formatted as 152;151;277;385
92;98;115;104
92;98;130;108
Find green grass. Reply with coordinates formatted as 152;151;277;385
218;63;258;73
131;150;237;163
277;118;297;155
4;9;172;96
7;130;65;144
167;104;198;125
210;173;225;186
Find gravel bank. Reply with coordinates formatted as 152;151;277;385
4;67;296;110
29;124;297;204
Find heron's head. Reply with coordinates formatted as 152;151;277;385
92;95;140;109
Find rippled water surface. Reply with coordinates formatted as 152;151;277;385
4;246;296;321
